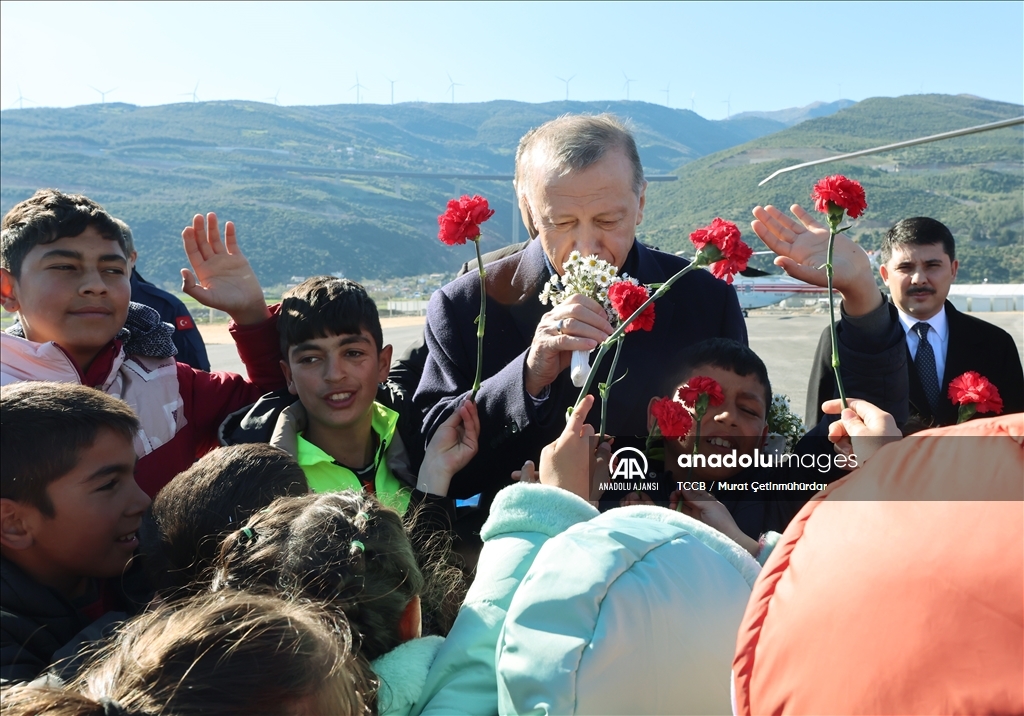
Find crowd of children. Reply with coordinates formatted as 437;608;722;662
1;187;1018;714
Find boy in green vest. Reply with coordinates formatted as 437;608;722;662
220;276;477;513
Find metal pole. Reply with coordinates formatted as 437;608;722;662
759;116;1024;186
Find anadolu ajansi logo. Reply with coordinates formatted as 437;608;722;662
599;447;658;493
611;447;648;480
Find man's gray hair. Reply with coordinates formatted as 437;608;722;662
114;217;135;255
514;114;645;200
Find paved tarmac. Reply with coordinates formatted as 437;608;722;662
205;310;1022;425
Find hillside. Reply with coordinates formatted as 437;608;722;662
0;99;784;286
642;94;1024;283
2;94;1019;286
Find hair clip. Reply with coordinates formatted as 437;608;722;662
238;527;257;546
350;540;365;555
99;697;131;716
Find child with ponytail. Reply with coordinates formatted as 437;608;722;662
209;453;604;716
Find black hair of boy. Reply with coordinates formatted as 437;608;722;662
1;189;127;278
660;338;772;408
1;382;139;516
879;217;956;265
139;444;309;596
278;277;383;357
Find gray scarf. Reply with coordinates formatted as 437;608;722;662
6;301;177;358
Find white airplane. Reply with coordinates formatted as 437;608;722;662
684;249;835;314
728;267;831;314
728;249;882;313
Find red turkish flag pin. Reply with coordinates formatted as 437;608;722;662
176;315;195;330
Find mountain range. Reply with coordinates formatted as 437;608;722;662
1;94;1020;286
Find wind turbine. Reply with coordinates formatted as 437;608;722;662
385;76;397;104
10;85;33;110
266;89;281;105
622;72;635;101
661;83;670;107
691;92;696;111
722;95;731;119
180;82;200;103
556;74;575;101
90;86;116;104
446;73;463;104
349;75;367;104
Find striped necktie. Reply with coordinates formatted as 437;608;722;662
913;322;940;411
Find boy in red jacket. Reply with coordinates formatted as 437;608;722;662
1;189;285;496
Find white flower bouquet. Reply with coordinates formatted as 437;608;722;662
539;251;637;387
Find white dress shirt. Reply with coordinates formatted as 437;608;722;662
897;305;949;387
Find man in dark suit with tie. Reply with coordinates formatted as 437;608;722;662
414;114;747;510
806;217;1022;428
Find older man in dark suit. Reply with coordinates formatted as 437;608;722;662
414;114;747;508
806;217;1022;428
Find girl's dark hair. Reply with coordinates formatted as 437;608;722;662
0;591;373;716
212;491;424;660
139;444;309;598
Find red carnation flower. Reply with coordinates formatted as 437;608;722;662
677;376;725;408
948;371;1004;415
689;218;753;284
608;281;655;333
651;397;694;439
709;233;753;284
689;217;741;254
438;194;494;246
811;175;867;219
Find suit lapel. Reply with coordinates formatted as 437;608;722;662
503;239;549;345
936;301;968;425
633;242;674;329
940;302;969;387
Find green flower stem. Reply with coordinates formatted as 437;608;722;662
599;336;624;442
957;404;976;424
825;223;848;410
644;424;662;456
471;237;486;399
676;405;704;512
572;258;702;414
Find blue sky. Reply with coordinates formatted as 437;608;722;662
2;1;1022;118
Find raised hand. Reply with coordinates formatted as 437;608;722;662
418;399;480;496
751;204;880;316
181;213;271;325
538;394;599;500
